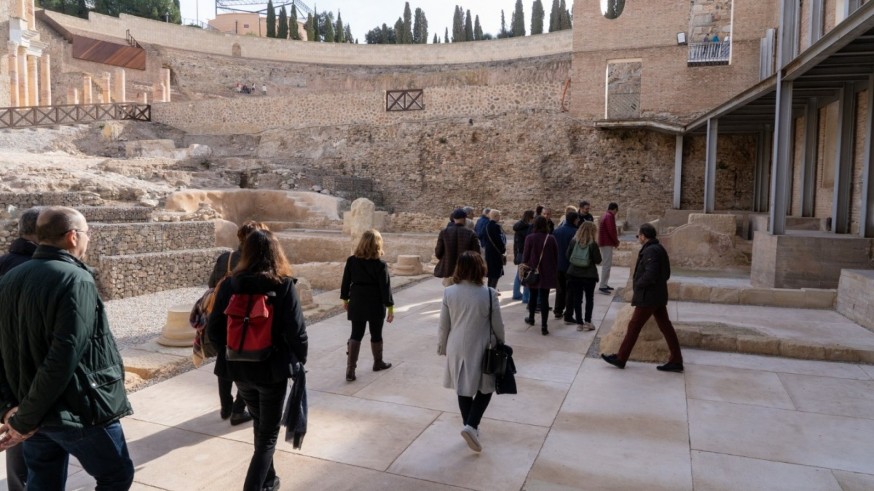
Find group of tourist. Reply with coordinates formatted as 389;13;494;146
0;199;683;489
234;82;267;96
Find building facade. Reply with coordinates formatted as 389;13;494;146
2;0;51;107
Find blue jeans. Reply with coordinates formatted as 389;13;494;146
22;421;134;491
235;380;288;491
512;273;530;302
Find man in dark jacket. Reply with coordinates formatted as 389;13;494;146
552;211;580;321
434;208;481;286
0;207;135;489
0;207;40;491
474;208;491;237
577;200;594;223
512;210;535;301
601;223;683;372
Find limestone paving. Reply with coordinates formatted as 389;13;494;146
3;268;874;490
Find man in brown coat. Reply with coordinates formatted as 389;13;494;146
434;209;481;286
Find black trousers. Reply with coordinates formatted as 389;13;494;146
5;443;27;491
567;277;597;323
554;271;569;316
235;380;288;491
351;317;385;342
218;376;246;413
487;276;499;289
458;391;493;429
527;288;551;327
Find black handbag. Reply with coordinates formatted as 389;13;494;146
482;289;508;376
519;234;549;286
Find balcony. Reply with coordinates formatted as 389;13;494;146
688;41;731;66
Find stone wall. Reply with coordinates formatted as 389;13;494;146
152;82;563;135
79;206;153;223
751;233;874;289
680;134;757;210
689;0;733;42
86;221;214;265
836;269;874;332
0;0;10;108
97;247;227;299
43;10;573;67
0;191;100;209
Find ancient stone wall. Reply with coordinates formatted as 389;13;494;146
97;247;226;299
152;82;563;135
680;134;757;210
689;0;734;42
86;221;214;265
0;191;96;209
78;206;153;223
0;1;10;108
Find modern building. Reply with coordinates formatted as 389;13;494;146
208;12;307;41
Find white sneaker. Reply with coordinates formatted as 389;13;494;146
582;322;596;331
461;425;482;452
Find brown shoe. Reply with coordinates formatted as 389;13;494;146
371;341;392;371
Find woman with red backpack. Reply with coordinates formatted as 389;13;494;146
207;229;308;491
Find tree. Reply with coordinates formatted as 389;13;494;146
345;24;353;43
335;11;345;43
559;0;572;29
512;0;525;37
306;14;315;41
266;0;276;38
400;2;413;44
452;6;463;42
312;6;320;41
549;0;560;32
474;15;483;40
433;33;439;43
444;27;449;43
290;4;300;40
91;0;181;23
497;9;509;38
394;17;404;44
323;12;335;43
531;0;544;35
278;5;288;39
464;10;473;41
413;7;428;44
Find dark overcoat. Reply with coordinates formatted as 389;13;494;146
434;223;481;278
631;239;671;307
340;256;394;322
481;220;506;280
522;232;558;289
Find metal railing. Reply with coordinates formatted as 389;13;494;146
385;89;424;112
688;41;731;66
0;103;151;129
125;29;142;49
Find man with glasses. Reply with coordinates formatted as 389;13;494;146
0;206;134;489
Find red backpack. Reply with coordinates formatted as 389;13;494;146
224;291;276;362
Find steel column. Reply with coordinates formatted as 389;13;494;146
861;75;874;238
832;83;856;233
770;80;794;235
809;0;824;45
801;100;819;216
704;119;718;213
673;134;683;209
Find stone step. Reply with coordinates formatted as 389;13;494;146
619;282;836;309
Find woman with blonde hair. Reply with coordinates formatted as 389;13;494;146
340;229;395;381
565;221;602;331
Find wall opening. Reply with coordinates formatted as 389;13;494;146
606;60;641;119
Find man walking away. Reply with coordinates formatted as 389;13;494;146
601;223;683;372
552;211;580;321
0;207;41;491
0;206;135;490
474;208;490;237
434;208;481;287
598;202;620;294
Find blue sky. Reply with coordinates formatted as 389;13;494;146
180;0;575;43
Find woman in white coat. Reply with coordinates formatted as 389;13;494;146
438;251;506;452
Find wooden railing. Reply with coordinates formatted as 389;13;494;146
0;103;151;129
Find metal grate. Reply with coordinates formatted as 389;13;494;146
607;92;641;119
385;90;424;112
0;103;151;129
688;42;731;66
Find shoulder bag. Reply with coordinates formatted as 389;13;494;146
520;234;550;286
481;289;508;376
569;241;592;268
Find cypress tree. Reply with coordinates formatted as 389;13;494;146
278;6;288;39
413;8;428;44
433;33;439;43
531;0;544;35
306;13;315;41
394;17;404;44
512;0;525;37
474;15;483;41
444;27;449;43
498;10;509;38
345;24;353;43
559;0;572;29
335;11;345;42
266;0;276;38
464;10;473;41
402;2;413;44
312;6;320;41
323;12;335;43
452;6;464;42
549;0;560;32
290;4;300;40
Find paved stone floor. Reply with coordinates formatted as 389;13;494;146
3;267;874;490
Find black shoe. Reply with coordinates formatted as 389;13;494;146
605;286;615;291
656;362;684;373
599;288;612;295
601;353;626;369
524;317;535;326
541;327;549;335
220;406;232;420
263;476;280;491
230;410;254;426
563;317;575;325
554;311;563;319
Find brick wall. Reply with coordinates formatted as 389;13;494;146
79;206;153;223
836;269;874;332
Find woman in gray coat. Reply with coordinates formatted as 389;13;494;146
438;251;505;453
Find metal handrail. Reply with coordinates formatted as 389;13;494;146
688;41;731;65
0;103;151;129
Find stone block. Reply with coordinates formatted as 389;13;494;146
778;341;826;361
770;289;810;308
600;305;671;362
709;287;740;304
120;348;188;379
394;255;424;276
157;303;196;347
688;213;737;235
823;345;862;363
801;289;836;309
699;332;738;352
738;288;775;306
667;281;680;300
676;326;702;347
347;197;375;239
736;335;780;356
678;283;712;302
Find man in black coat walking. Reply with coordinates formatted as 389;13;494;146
601;223;683;372
434;209;481;286
0;206;40;491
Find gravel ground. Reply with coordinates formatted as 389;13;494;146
105;286;206;350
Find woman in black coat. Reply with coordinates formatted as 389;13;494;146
207;230;308;491
340;229;395;382
481;210;507;290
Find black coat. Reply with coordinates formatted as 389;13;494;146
208;274;308;384
0;238;37;277
631;239;671;307
434;223;481;278
208;250;240;288
340;256;393;322
512;220;530;264
481;220;506;280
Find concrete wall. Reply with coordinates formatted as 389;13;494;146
42;10;573;66
836;269;874;332
570;0;778;121
751;232;874;288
